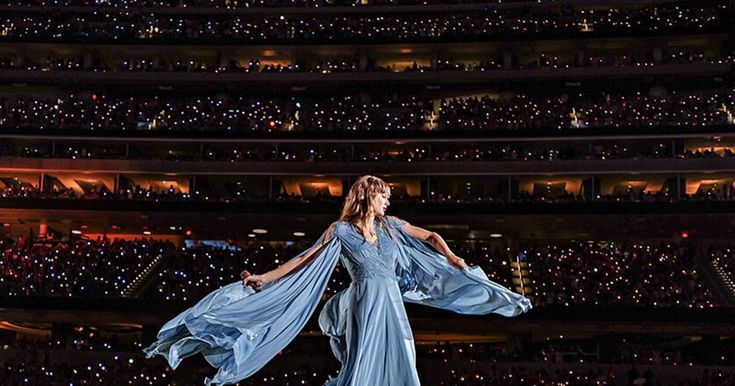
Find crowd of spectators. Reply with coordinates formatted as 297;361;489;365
149;238;512;301
0;200;729;305
426;142;679;162
7;330;735;369
5;334;735;385
429;365;624;386
420;339;735;385
0;235;173;297
426;364;735;386
0;89;731;132
149;237;722;309
1;181;275;201
151;241;308;301
8;327;143;352
2;0;624;8
512;189;685;204
4;354;734;385
0;93;425;132
6;138;735;165
2;355;176;386
0;55;363;73
0;4;725;43
437;51;730;72
438;90;733;131
523;241;717;308
416;338;735;384
0;181;185;201
0;234;731;383
8;138;735;165
3;139;734;167
1;0;576;7
426;337;735;367
0;139;694;163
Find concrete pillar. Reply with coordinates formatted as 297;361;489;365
291;47;301;70
269;176;273;200
358;48;368;72
507;176;512;201
652;46;663;64
83;52;95;70
503;51;513;69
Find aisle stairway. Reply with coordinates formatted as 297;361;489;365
120;246;173;298
510;258;534;302
696;244;735;307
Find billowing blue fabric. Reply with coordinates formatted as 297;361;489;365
386;216;533;316
143;231;342;385
144;216;532;385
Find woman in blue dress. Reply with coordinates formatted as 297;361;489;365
144;175;532;385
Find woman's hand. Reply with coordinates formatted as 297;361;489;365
241;270;265;292
447;255;469;270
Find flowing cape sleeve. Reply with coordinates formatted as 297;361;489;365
387;216;532;317
143;228;343;386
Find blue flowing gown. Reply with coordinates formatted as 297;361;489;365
144;216;532;385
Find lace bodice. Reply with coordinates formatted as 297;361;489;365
334;218;404;283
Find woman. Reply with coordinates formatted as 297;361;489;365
144;175;532;385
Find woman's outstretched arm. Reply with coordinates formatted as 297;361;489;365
400;222;469;270
242;223;338;291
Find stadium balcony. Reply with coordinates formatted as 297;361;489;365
0;125;734;174
0;1;727;45
1;295;734;333
0;61;729;86
0;24;728;87
5;150;735;175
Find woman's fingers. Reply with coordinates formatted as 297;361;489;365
247;280;262;292
241;270;257;288
242;272;254;287
450;257;468;270
242;274;263;292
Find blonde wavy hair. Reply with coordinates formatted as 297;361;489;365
320;175;393;243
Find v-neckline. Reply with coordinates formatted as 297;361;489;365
351;219;381;248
